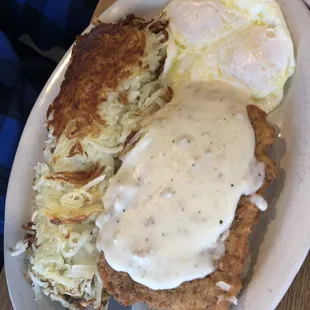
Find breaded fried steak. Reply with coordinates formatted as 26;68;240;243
98;104;276;310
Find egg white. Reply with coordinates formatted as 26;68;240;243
163;0;295;112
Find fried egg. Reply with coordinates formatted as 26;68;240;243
163;0;295;112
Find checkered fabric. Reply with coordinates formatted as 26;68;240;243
0;0;97;50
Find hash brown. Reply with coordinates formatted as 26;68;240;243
19;15;170;310
47;15;167;142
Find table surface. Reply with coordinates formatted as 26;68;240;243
1;0;310;309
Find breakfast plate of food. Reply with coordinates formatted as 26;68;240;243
4;0;310;310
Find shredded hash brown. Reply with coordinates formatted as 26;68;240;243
41;15;169;228
46;162;105;185
47;16;153;140
17;14;171;310
98;104;276;310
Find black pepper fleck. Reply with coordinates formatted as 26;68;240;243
117;220;119;223
162;233;165;237
145;238;148;242
192;163;195;167
172;140;175;143
198;210;201;214
188;139;191;143
171;178;174;181
231;184;234;187
123;209;125;212
220;220;223;224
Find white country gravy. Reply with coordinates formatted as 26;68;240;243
96;81;266;290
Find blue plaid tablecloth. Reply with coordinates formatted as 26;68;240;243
0;0;97;264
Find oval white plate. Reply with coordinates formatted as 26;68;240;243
4;0;310;310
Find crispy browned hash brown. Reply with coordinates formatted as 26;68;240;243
98;104;276;310
47;15;168;141
41;14;169;225
16;15;171;310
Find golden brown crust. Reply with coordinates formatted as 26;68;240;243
47;15;151;140
46;162;105;185
98;104;276;309
67;141;84;158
